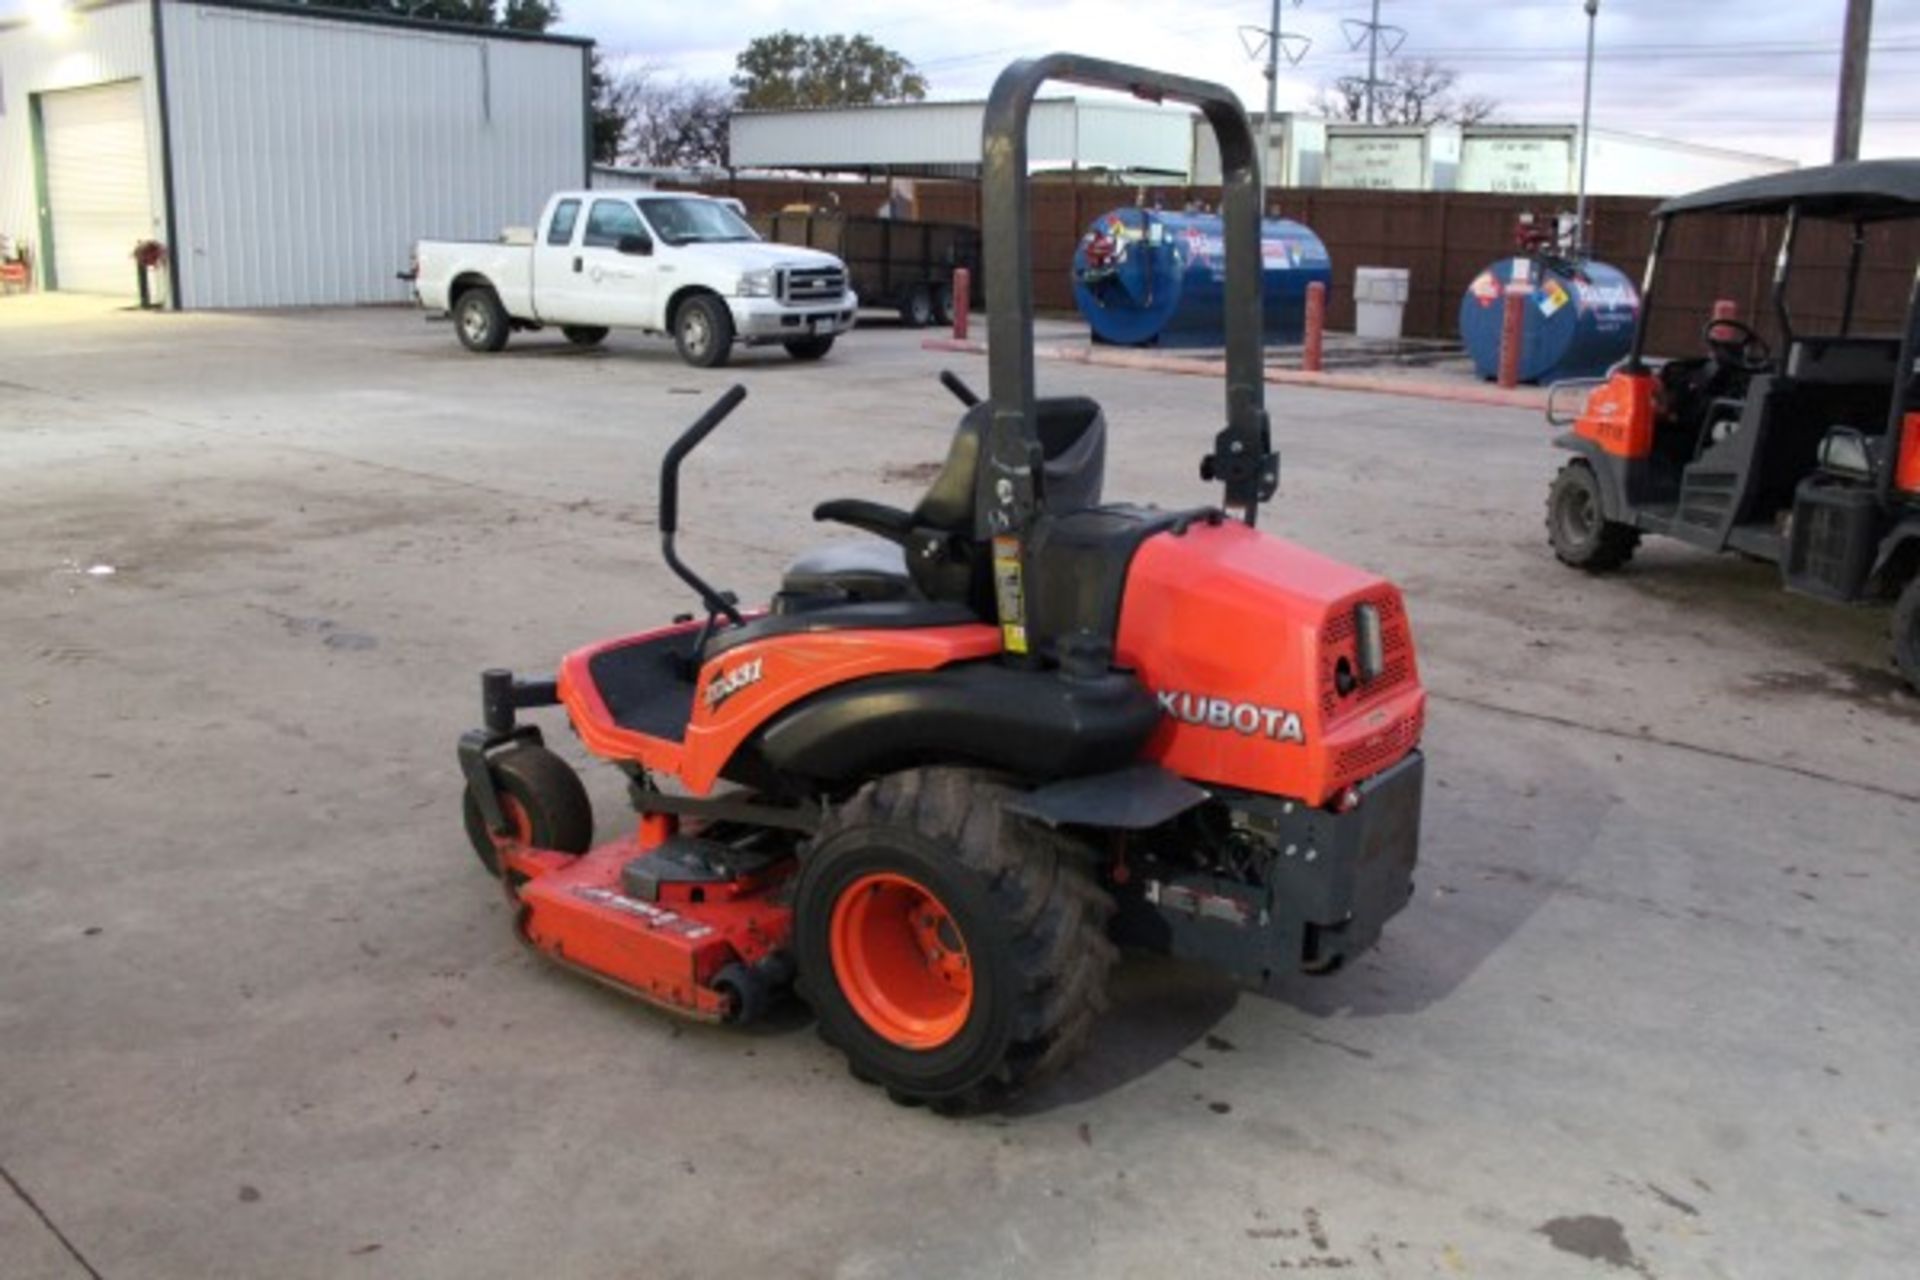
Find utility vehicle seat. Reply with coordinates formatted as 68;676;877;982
779;396;1107;609
1816;425;1883;481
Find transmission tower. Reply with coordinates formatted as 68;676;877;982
1238;1;1310;188
1340;0;1406;124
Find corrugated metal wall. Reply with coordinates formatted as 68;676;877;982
160;3;585;308
0;0;166;291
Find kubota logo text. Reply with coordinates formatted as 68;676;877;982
1156;690;1305;744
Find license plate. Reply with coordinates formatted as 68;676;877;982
808;318;823;335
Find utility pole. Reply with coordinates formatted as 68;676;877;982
1574;0;1599;258
1834;0;1872;162
1239;2;1308;195
1340;1;1406;125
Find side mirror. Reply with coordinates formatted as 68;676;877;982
617;233;653;257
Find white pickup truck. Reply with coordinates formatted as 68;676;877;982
411;190;858;367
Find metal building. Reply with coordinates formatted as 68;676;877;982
0;0;589;307
730;97;1195;179
1192;114;1792;195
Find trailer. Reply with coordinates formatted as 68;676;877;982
757;211;980;327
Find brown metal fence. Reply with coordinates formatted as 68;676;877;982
675;176;1918;358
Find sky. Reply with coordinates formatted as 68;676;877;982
565;0;1920;165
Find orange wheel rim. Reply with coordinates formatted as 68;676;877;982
829;872;974;1049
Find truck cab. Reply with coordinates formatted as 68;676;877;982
413;190;859;368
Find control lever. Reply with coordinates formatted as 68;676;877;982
660;385;747;627
940;370;982;407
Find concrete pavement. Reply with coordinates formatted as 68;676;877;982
1;296;1914;1279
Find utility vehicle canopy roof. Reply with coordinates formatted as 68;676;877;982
1655;158;1920;222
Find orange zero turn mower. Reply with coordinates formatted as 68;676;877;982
457;54;1427;1110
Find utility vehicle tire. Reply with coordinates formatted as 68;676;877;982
929;282;955;327
454;286;510;354
794;767;1116;1112
674;293;734;368
460;743;593;876
1547;460;1640;572
1894;573;1920;693
898;284;934;328
783;335;835;361
562;325;609;347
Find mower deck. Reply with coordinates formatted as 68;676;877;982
503;834;795;1021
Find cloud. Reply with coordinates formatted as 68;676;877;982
564;0;1920;164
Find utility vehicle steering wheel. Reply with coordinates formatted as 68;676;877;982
1703;316;1771;373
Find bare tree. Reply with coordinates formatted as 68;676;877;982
597;61;734;169
1313;59;1498;125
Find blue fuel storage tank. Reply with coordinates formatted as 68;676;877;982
1071;208;1332;348
1458;256;1640;383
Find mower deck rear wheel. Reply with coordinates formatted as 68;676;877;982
1547;459;1640;572
794;767;1116;1112
460;743;593;876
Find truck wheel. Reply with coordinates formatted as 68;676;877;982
784;335;835;361
1893;573;1920;693
674;294;734;368
1547;460;1640;572
929;282;955;327
794;768;1115;1113
898;284;933;328
453;286;510;354
562;325;609;347
460;743;593;877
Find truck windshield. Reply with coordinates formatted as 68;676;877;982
637;198;758;246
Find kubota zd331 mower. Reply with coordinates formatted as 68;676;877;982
457;55;1428;1110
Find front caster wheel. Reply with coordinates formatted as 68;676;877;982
460;743;593;876
793;768;1115;1113
1547;460;1640;572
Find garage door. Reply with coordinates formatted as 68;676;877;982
41;81;154;297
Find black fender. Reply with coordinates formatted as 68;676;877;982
731;661;1160;788
1553;432;1630;523
1872;517;1920;590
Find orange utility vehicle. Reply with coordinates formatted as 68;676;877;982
1547;161;1920;687
457;55;1428;1110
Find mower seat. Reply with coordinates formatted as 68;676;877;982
782;396;1107;609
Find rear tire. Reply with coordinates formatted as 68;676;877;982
898;284;933;328
1893;573;1920;692
794;768;1115;1113
562;325;609;347
929;282;955;327
460;743;593;876
1547;460;1640;572
784;335;835;361
674;293;734;368
453;287;510;354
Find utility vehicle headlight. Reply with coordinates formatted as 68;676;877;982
736;269;776;298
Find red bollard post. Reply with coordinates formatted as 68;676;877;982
1303;281;1326;373
1497;287;1527;389
951;267;971;341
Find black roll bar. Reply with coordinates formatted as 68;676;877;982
1771;205;1801;350
1624;216;1667;373
978;54;1273;541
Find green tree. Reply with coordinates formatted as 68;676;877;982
732;31;928;110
